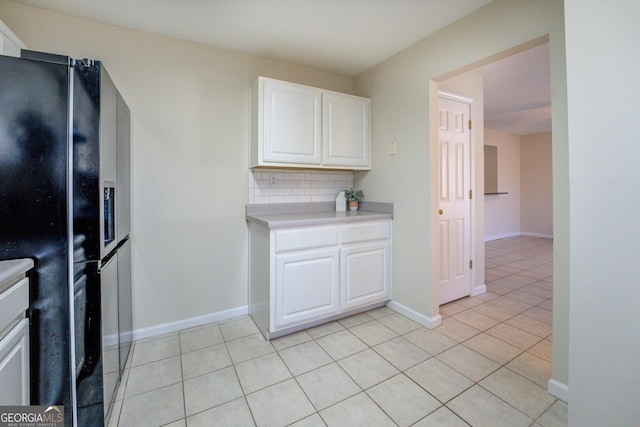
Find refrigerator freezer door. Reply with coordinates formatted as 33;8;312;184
0;55;70;245
0;54;74;423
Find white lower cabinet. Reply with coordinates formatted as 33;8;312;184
341;241;390;311
0;318;30;405
249;219;391;339
275;248;340;329
0;259;33;405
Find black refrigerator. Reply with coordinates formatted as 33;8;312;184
0;50;132;426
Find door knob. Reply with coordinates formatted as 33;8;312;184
438;209;443;215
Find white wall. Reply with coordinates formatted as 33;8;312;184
482;130;552;241
0;16;25;55
0;1;355;334
565;0;640;425
521;132;552;237
484;129;521;240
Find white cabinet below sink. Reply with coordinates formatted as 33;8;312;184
248;219;391;339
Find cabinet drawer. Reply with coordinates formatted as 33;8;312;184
340;221;390;244
275;226;339;253
0;277;29;333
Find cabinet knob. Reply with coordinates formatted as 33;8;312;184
438;209;443;215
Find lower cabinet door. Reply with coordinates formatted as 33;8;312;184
341;241;390;311
274;247;340;330
0;318;30;405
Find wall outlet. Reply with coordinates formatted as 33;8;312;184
389;142;397;156
270;175;277;186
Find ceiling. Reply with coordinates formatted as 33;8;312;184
9;0;550;135
10;0;493;77
478;43;551;135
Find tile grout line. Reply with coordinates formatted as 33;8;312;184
177;333;187;425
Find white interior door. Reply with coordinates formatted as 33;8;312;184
438;95;472;304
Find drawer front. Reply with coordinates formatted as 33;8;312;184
340;221;391;244
274;225;339;253
0;277;29;333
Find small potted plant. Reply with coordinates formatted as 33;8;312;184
344;188;364;211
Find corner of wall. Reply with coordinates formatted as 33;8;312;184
386;300;442;329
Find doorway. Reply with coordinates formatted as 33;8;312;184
430;40;561;399
432;42;552;307
437;92;473;305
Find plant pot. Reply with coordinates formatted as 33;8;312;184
348;200;359;211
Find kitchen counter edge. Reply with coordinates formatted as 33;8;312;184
0;258;34;292
246;201;393;229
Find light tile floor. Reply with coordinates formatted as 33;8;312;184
111;236;568;426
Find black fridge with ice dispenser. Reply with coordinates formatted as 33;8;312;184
0;50;132;426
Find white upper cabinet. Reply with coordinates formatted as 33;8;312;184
0;19;26;57
323;92;370;168
251;77;371;170
262;78;322;165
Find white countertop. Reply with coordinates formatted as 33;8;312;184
246;201;393;228
247;209;391;228
0;258;34;290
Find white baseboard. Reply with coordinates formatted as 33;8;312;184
485;231;553;241
521;231;553;239
103;333;119;348
548;378;569;402
386;300;442;329
472;283;487;296
132;305;249;341
484;231;521;241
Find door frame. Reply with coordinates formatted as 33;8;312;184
429;86;484;314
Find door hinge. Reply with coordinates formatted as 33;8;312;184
469;260;473;269
468;120;472;130
469;189;473;199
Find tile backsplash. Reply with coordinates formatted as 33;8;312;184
248;169;354;204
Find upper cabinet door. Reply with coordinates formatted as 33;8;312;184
262;79;322;165
322;92;370;169
250;77;371;170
